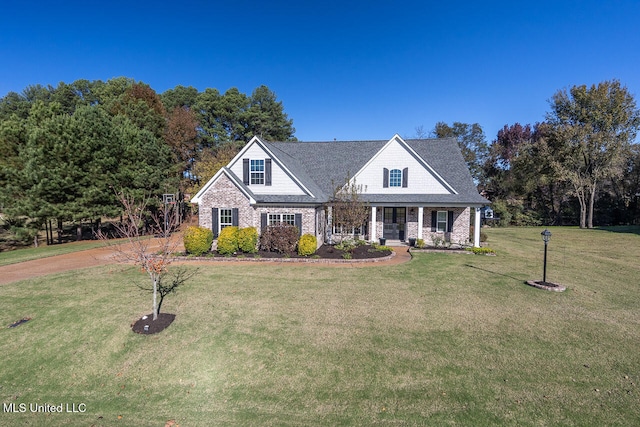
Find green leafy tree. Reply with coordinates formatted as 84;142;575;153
161;85;199;112
546;80;640;228
432;122;489;184
245;85;296;141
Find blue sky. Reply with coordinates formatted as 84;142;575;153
2;0;639;142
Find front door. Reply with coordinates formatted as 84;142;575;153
383;207;406;241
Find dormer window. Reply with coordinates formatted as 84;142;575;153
389;169;402;187
383;167;408;188
250;159;265;184
242;158;272;186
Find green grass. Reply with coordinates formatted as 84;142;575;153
1;226;639;426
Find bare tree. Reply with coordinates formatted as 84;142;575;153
331;175;369;240
98;192;183;321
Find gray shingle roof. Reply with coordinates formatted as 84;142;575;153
253;137;488;206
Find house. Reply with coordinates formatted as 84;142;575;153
190;134;489;248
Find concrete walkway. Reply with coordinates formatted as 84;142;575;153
0;243;412;286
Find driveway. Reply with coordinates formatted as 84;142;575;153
0;241;412;286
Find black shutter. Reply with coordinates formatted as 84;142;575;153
447;211;454;232
294;213;302;237
265;158;272;186
261;213;267;232
243;158;249;185
383;168;389;188
232;208;239;227
402;167;408;188
212;208;219;238
431;211;437;232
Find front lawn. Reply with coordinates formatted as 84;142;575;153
0;226;639;425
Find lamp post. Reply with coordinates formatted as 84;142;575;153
541;228;552;283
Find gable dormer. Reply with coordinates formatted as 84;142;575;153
228;137;309;196
352;135;455;194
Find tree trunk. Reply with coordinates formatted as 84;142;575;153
577;192;587;229
588;183;597;229
152;276;158;320
57;219;63;244
76;223;82;241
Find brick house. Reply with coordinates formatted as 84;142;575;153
190;134;489;248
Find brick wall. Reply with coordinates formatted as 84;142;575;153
421;207;470;246
197;173;322;248
197;173;253;232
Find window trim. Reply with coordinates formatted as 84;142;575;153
250;159;265;185
436;210;448;232
268;213;295;226
389;169;402;187
219;208;233;232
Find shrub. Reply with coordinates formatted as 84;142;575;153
183;226;213;256
368;244;392;253
335;238;357;252
466;246;496;255
297;233;317;256
416;238;425;248
260;224;299;253
217;226;239;255
237;227;258;253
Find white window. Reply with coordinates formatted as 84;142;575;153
437;211;448;232
268;213;295;226
389;169;402;187
250;159;264;185
220;208;233;230
333;224;362;235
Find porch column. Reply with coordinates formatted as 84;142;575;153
417;207;424;240
474;207;481;247
327;205;333;244
370;206;377;243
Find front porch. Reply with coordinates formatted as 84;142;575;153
368;205;482;248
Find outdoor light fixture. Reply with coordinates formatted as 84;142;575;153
541;228;552;283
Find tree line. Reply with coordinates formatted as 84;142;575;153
425;80;640;228
1;77;638;249
0;77;295;246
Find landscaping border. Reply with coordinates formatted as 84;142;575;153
174;250;396;264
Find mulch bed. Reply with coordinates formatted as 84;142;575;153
132;313;176;334
207;244;392;260
526;280;567;292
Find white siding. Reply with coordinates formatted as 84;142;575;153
353;138;451;194
229;143;307;195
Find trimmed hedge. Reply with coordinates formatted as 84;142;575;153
217;226;239;255
237;227;258;253
183;226;213;256
297;233;317;256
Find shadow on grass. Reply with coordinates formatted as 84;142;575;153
595;225;640;236
465;264;524;283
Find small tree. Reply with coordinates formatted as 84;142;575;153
98;192;187;321
331;175;369;240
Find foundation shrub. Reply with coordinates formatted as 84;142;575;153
297;234;317;256
237;227;258;253
183;226;214;256
217;226;239;255
260;224;299;253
